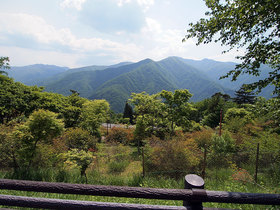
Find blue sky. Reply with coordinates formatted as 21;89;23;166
0;0;240;67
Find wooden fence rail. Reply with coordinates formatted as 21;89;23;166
0;174;279;209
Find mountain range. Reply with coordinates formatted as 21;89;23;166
6;57;274;112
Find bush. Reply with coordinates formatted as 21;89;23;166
145;138;201;178
60;127;97;151
0;124;18;169
105;127;134;145
191;128;214;149
224;108;252;133
108;160;130;173
208;132;236;168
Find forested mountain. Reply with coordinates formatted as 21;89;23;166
180;57;274;97
7;57;274;112
7;64;68;86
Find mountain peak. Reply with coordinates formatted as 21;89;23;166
139;58;154;64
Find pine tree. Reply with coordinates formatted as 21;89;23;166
123;101;134;124
234;85;256;105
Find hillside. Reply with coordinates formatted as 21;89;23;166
43;57;232;112
7;57;275;112
7;64;68;86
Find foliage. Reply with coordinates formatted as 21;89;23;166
130;90;194;139
60;127;97;151
209;132;236;167
105;127;134;145
191;128;214;149
224;108;252;133
184;0;280;94
232;168;253;185
62;149;94;180
0;75;39;123
145;137;201;178
62;92;87;128
108;159;130;174
160;89;194;134
104;144;131;173
248;97;280;132
12;109;64;168
0;73;89;125
25;109;64;144
79;99;110;139
130;92;164;138
0;57;10;75
234;85;256;105
200;93;235;128
0;125;19;170
123;101;134;124
224;108;252;123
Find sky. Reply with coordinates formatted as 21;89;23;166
0;0;240;68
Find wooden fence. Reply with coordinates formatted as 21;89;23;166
0;174;279;209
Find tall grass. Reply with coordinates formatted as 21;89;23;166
0;142;279;209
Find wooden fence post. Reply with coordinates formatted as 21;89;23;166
183;174;205;210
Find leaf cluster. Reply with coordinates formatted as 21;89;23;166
185;0;280;94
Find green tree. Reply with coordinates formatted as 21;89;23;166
13;109;64;168
0;57;10;75
160;89;194;135
123;101;134;124
79;99;110;140
201;93;226;128
224;107;252;133
61;127;97;151
62;149;93;182
129;92;163;138
62;92;87;128
184;0;280;94
234;85;256;105
209;132;236;167
0;125;20;172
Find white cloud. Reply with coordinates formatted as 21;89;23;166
0;12;144;66
0;46;82;67
137;0;154;7
117;0;131;7
117;0;154;10
138;17;195;60
0;13;140;54
60;0;86;10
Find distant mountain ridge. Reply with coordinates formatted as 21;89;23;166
8;64;69;86
6;57;274;112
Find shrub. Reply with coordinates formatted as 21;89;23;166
0;124;18;169
105;127;134;145
208;132;236;168
232;168;253;184
60;127;97;151
145;138;201;178
108;160;130;173
224;108;252;133
61;149;94;181
191;128;214;149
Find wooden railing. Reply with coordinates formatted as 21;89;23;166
0;174;279;209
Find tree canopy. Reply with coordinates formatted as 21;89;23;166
0;57;10;75
184;0;280;94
